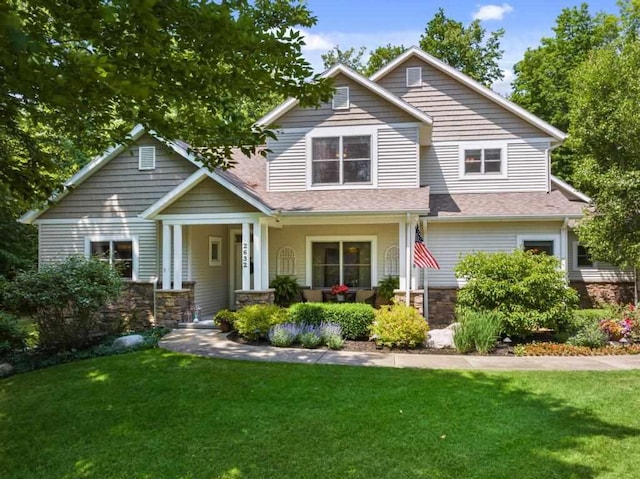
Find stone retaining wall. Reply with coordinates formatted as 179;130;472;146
235;289;275;310
569;281;635;309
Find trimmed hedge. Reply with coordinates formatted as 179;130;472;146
234;304;288;340
288;302;374;340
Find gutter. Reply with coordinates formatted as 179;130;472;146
426;214;583;223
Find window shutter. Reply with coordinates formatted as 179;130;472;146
332;87;349;110
406;67;422;87
138;146;156;170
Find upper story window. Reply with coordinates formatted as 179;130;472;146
332;87;350;110
464;148;502;175
138;146;156;170
312;136;371;185
406;67;422;87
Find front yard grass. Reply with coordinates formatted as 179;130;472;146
2;349;640;478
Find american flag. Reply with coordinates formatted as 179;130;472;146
414;224;440;269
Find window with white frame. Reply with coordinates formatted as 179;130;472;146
332;86;349;110
462;147;504;176
518;235;559;257
311;135;371;185
573;241;595;269
310;240;373;288
87;238;137;279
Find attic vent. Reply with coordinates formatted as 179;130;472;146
138;146;156;170
332;86;349;110
406;67;422;87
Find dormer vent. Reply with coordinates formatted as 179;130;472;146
406;67;422;87
332;86;350;110
138;146;156;170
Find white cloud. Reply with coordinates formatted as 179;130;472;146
473;3;514;21
298;29;334;52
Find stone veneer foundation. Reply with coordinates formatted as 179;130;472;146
156;282;196;328
570;281;635;309
393;289;458;327
234;289;275;310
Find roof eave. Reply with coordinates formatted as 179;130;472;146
426;213;584;222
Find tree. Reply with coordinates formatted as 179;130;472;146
568;39;640;277
419;8;504;86
510;4;619;179
1;0;333;208
364;44;406;76
321;45;367;72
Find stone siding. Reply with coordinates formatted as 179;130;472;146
570;282;635;309
427;288;458;327
392;290;424;317
99;281;155;332
156;282;196;328
235;289;275;310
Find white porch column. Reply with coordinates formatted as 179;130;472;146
560;218;569;280
398;221;407;291
162;223;172;290
253;221;262;290
422;219;429;320
260;222;269;290
242;222;251;290
173;224;183;289
405;218;412;305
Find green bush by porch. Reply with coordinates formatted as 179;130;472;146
288;302;374;340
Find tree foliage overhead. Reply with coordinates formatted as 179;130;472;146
321;44;406;77
1;0;333;207
568;38;640;270
418;7;504;86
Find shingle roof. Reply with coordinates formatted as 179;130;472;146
428;190;586;218
217;151;430;214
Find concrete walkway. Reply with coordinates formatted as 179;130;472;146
159;329;640;371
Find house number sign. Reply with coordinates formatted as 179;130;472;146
242;242;249;269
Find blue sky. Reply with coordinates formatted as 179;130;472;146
300;0;621;94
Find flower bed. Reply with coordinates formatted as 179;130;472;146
515;342;640;356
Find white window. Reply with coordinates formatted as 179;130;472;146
463;148;502;175
311;135;371;185
406;67;422;87
306;236;377;289
573;241;595;269
209;236;222;267
277;246;296;276
85;236;139;280
138;146;156;170
332;87;349;110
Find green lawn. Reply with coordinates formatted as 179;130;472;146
1;350;640;479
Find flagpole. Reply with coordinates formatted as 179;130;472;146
423;219;429;321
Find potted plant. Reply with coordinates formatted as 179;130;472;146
269;275;301;307
376;276;399;306
213;309;236;333
331;284;349;302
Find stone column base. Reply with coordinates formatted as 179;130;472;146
392;290;424;317
235;289;275;310
156;281;196;328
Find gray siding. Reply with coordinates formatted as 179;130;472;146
41;135;197;219
162;178;258;215
421;140;549;193
189;224;230;316
39;220;158;282
378;127;419;188
276;74;416;129
376;57;547;141
267;130;307;192
425;221;562;287
567;231;633;282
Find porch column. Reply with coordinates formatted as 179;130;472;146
405;218;412;305
253;220;262;290
261;222;269;290
422;219;429;320
162;223;172;289
560;218;569;280
173;224;182;290
398;221;407;291
241;222;251;290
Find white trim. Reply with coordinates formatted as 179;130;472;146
156;213;262;224
256;63;433;127
306;127;378;189
551;175;591;203
242;222;251;290
138;146;156;170
229;228;239;307
187;225;192;280
458;142;507;180
173;224;182;289
277;214;423;225
427;214;582;223
572;240;597;270
516;234;561;258
261;222;269;289
369;46;567;141
84;235;139;281
406;66;422;87
434;137;554;147
208;236;222;267
305;235;378;288
332;86;350;110
33;217;154;225
139;169;208;219
274;122;423;134
162;224;171;289
399;222;407;290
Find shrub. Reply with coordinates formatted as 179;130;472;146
453;309;502;354
566;325;608;348
268;323;301;347
370;304;429;348
4;256;123;351
326;334;345;350
269;275;301;307
213;309;237;330
234;304;288;340
298;324;322;348
318;322;344;350
514;342;640;356
0;311;27;358
455;249;578;337
289;303;374;340
376;276;399;301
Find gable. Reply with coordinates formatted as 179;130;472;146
40;134;198;219
276;73;418;129
159;176;259;215
376;57;548;141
